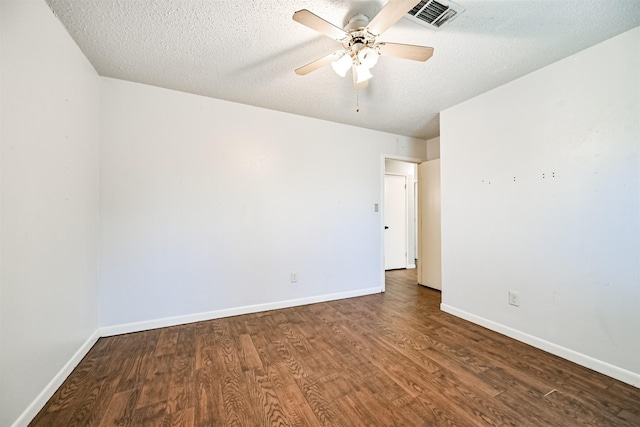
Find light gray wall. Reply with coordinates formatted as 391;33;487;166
99;77;427;328
426;137;440;160
0;1;100;425
440;27;639;385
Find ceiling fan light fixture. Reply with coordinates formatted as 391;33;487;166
331;53;353;77
358;47;379;69
354;64;373;85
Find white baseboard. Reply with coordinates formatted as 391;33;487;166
440;304;640;388
100;286;382;336
11;329;101;427
407;263;416;269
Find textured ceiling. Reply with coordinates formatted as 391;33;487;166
46;0;640;140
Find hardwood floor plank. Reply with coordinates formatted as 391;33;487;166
29;269;640;427
606;382;640;417
334;395;371;427
65;375;120;426
130;401;166;426
194;328;215;370
415;394;486;427
269;341;344;426
154;327;179;356
238;333;264;371
161;407;195;427
165;349;195;415
426;368;524;426
136;353;174;408
265;362;321;426
98;389;138;427
341;389;397;427
194;368;225;426
278;322;314;355
213;320;253;426
390;395;445;426
244;368;291;427
115;336;158;393
617;409;640;425
249;332;324;425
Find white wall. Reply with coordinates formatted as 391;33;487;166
385;159;417;265
440;27;639;385
426;136;440;160
0;1;101;426
99;78;427;328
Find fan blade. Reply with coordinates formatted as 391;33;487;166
295;50;343;75
293;9;349;41
367;0;418;36
378;43;434;62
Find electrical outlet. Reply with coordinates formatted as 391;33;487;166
508;291;520;307
291;273;298;283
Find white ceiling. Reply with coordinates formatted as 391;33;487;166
46;0;640;140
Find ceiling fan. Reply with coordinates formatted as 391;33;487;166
293;0;434;89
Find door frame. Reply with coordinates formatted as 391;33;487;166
380;154;425;292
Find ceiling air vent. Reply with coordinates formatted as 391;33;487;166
405;0;465;29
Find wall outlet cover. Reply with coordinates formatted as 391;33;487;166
508;291;520;307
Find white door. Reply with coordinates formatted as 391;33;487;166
417;160;442;289
384;174;407;270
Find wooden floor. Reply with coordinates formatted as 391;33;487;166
31;269;639;426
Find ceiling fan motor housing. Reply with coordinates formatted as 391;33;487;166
342;14;379;60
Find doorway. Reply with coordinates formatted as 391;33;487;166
382;153;441;292
384;174;408;270
383;159;418;272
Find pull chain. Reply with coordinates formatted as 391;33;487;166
355;88;360;112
